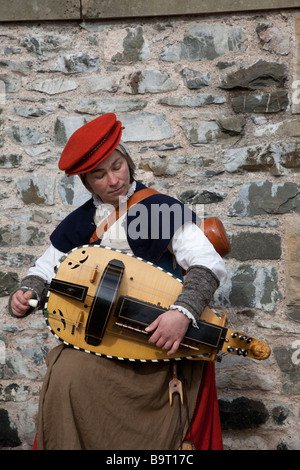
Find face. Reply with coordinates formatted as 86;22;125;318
84;150;131;206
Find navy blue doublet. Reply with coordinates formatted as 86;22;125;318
50;181;197;276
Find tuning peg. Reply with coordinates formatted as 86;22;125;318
227;346;248;357
28;299;38;308
236;348;248;357
239;335;247;341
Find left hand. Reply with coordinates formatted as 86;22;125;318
145;309;191;356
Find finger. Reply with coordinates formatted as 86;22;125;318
23;290;33;301
23;291;38;308
13;309;27;318
148;329;161;345
167;340;181;356
161;340;173;351
11;302;28;316
145;316;160;333
15;290;31;307
154;336;169;349
11;291;31;316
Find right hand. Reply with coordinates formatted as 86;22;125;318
10;290;33;317
145;309;191;356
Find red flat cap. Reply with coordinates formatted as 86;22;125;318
58;113;123;176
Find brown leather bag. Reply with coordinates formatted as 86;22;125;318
200;217;231;257
89;188;231;257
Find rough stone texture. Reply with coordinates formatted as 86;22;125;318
28;78;78;95
6;126;47;146
220;60;288;90
180;68;211;89
228;181;300;217
256;21;290;56
285;214;300;307
181;116;245;147
232;91;289;113
179;189;227;204
125;70;178;94
214;264;280;311
53;117;87;147
0;10;299;451
107;26;150;63
228;232;281;260
122;113;174;142
81;0;299;19
75;97;148;115
219;397;269;430
50;52;100;74
222;142;300;175
159;24;244;62
273;346;300;394
0;0;81;21
15;175;56;205
2;0;296;22
0;408;21;447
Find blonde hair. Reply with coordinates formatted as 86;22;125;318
115;140;136;182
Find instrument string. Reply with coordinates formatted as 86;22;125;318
44;310;149;332
43;310;201;351
44;310;85;327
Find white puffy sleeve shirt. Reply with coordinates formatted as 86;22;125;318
27;221;227;286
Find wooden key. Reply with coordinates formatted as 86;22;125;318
90;265;99;284
169;362;183;405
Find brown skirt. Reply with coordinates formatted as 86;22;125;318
36;345;204;450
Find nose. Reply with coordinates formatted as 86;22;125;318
107;171;118;186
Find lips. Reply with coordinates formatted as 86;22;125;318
109;186;124;195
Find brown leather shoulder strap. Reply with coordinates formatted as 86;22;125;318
89;188;159;244
124;188;159;207
89;189;231;257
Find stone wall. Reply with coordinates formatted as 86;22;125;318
0;9;300;450
1;0;299;21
